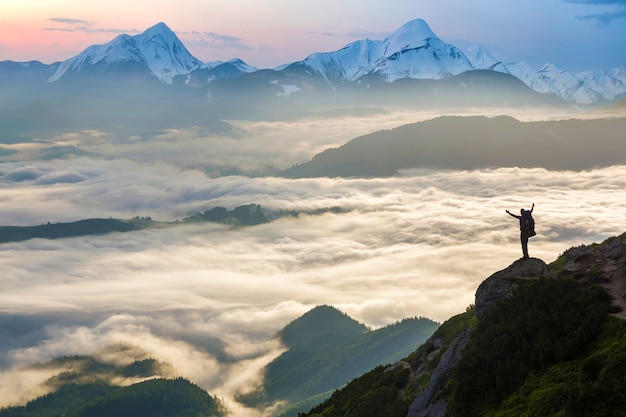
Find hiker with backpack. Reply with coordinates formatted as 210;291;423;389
506;203;535;260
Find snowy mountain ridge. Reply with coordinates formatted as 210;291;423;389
49;22;210;84
15;19;626;105
286;19;624;104
465;48;625;105
293;19;473;85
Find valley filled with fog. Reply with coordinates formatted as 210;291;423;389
2;107;626;414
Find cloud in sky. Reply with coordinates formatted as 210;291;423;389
48;18;92;25
566;0;626;4
578;9;626;24
565;0;626;23
181;30;253;55
43;17;137;34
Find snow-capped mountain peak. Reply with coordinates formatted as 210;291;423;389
374;18;472;81
536;63;603;104
464;45;503;71
48;22;202;84
293;17;473;85
33;19;625;106
383;18;436;53
577;67;626;101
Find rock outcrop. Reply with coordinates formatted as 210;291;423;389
406;328;472;417
475;258;551;319
407;257;551;417
558;233;626;318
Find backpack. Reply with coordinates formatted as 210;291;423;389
521;210;536;237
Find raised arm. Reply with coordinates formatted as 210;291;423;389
506;209;520;219
530;203;535;214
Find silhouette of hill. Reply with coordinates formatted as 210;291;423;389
279;305;369;349
0;204;344;244
0;352;226;417
0;218;152;243
279;115;626;177
238;306;439;416
0;378;226;417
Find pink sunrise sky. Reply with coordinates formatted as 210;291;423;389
1;0;625;71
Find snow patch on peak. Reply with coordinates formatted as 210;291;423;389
390;19;436;43
271;80;301;97
381;18;437;59
48;22;202;84
296;17;472;84
142;22;172;37
464;45;500;70
609;66;626;82
577;67;626;101
537;63;602;104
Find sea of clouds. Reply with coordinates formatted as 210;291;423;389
0;109;624;414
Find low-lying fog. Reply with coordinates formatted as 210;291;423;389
1;108;623;414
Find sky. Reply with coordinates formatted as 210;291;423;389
0;0;625;72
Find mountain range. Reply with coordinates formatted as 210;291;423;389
1;18;624;111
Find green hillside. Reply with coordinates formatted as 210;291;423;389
238;305;439;415
0;353;226;417
279;305;369;349
300;233;626;417
0;378;226;417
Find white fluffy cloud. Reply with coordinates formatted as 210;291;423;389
1;111;625;411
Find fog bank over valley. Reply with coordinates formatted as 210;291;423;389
1;110;625;414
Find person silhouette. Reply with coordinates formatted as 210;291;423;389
506;203;534;260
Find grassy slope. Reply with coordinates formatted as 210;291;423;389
301;235;626;417
238;306;439;416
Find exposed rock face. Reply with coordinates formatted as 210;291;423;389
475;258;551;319
407;328;472;417
407;257;550;417
404;235;626;417
558;233;626;318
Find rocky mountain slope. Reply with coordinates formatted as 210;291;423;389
301;232;626;417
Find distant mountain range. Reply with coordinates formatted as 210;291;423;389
1;19;624;110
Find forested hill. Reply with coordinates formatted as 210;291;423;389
300;232;626;417
278;116;626;178
0;204;343;244
238;305;439;417
0;217;152;243
0;377;226;417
